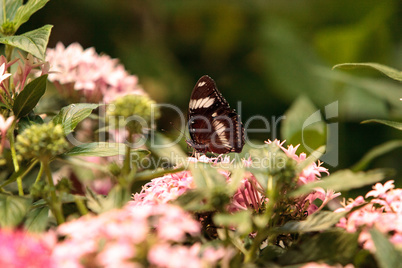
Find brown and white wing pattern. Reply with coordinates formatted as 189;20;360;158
187;75;244;154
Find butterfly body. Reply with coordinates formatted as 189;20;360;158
187;75;244;154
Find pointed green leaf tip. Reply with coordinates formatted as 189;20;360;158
52;103;100;135
13;75;47;118
0;25;52;60
333;62;402;82
13;0;50;30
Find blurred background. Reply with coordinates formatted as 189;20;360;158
22;0;402;191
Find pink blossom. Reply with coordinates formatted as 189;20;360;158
131;171;195;206
0;229;55;268
336;180;402;252
0;63;11;85
53;203;201;267
365;180;395;198
301;263;354;268
0;114;14;153
46;42;145;103
148;243;202;268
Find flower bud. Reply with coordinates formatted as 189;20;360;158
16;122;68;161
107;94;160;134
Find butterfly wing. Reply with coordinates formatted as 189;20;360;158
187;75;244;154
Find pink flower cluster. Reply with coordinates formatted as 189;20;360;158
53;203;230;268
132;171;195;205
336;180;402;252
133;140;337;216
0;229;54;268
46;42;145;103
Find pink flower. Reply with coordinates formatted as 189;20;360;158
301;263;354;268
228;173;267;213
0;229;54;268
148;243;202;268
131;171;195;206
365;180;395;198
0;114;14;153
46;42;145;103
0;63;11;85
53;203;201;267
336;180;402;252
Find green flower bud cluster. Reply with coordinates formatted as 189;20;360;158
16;122;68;161
107;94;160;134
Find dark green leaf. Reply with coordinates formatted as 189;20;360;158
0;25;52;60
12;75;47;118
63;142;128;157
24;205;49;232
0;194;32;227
281;96;326;154
351;140;402;171
370;228;402;268
361;119;402;131
278;229;359;265
333;63;402;82
13;0;50;30
0;0;22;24
17;113;44;133
290;169;390;197
52;103;99;135
276;211;347;233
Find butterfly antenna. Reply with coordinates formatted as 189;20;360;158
169;122;189;140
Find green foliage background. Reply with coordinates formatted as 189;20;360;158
22;0;402;190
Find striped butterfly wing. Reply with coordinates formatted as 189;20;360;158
187;75;244;154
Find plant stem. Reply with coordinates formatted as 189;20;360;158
42;160;65;224
122;132;133;176
74;195;88;216
8;121;23;195
244;175;278;263
34;161;45;185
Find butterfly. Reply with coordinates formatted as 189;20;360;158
186;75;245;154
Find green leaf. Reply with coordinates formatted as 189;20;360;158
86;185;130;214
276;211;347;233
290;169;390;197
189;161;226;189
213;210;253;235
12;75;47;118
0;194;32;227
24;205;49;233
13;0;50;30
52;103;99;135
351;140;402;171
370;228;402;268
278;229;359;265
17;113;44;133
134;166;185;182
361;119;402;131
64;142;129;157
173;189;210;211
333;63;402;82
0;0;22;24
281;96;326;154
146;132;187;166
0;25;52;60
